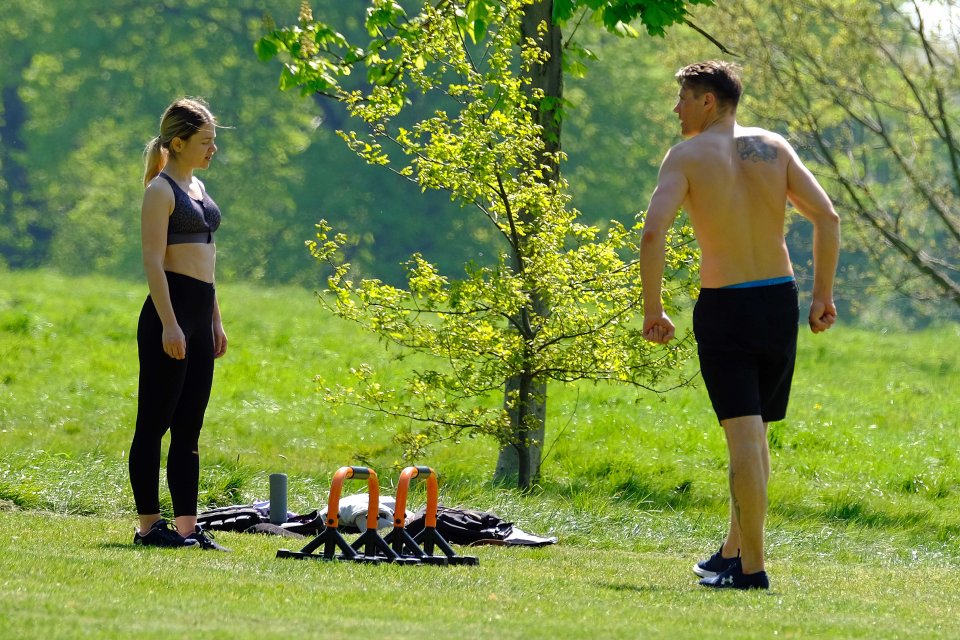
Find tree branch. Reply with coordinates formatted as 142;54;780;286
682;19;741;56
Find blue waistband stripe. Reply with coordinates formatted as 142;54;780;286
721;276;795;289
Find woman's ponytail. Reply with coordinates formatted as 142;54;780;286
142;136;167;187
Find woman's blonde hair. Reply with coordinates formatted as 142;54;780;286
142;97;217;187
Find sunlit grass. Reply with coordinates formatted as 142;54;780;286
2;510;960;639
1;269;959;637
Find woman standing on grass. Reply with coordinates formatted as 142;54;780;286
129;97;228;551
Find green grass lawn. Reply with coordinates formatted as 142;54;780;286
3;510;960;640
1;269;959;638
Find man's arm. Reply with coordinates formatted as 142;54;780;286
785;149;841;333
640;149;689;344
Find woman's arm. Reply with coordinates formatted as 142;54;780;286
212;290;227;358
141;180;185;359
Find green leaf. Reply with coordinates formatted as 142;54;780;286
278;65;299;91
465;0;496;43
254;36;279;62
562;56;588;78
473;19;487;45
366;1;407;36
552;0;578;23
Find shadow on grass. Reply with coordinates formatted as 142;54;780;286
98;542;141;551
541;469;960;545
773;499;960;541
608;475;712;511
543;460;715;512
596;581;665;594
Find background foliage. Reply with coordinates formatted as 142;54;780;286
0;0;510;284
2;1;959;320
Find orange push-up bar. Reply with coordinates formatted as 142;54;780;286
384;465;445;564
277;465;476;566
385;466;479;566
393;465;438;529
323;465;382;532
277;466;414;563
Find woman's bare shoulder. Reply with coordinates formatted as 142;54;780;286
142;175;175;213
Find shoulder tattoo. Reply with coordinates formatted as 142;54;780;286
737;137;778;163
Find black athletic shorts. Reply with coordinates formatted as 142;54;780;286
693;281;800;423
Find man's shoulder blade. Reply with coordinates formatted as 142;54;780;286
736;135;780;164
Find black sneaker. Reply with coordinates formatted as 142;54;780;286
699;563;770;590
185;525;231;551
693;546;740;578
133;519;199;548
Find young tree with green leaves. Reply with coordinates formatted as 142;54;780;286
258;0;712;489
483;0;715;483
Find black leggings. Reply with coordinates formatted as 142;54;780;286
129;271;215;517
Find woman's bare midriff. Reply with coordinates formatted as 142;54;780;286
164;243;216;283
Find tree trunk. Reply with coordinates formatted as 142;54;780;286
494;374;547;489
494;0;562;490
522;0;563;180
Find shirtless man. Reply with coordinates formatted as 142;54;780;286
640;61;840;590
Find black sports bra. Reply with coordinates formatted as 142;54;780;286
158;173;222;245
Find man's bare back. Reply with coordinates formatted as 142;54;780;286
641;81;839;343
670;123;794;288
